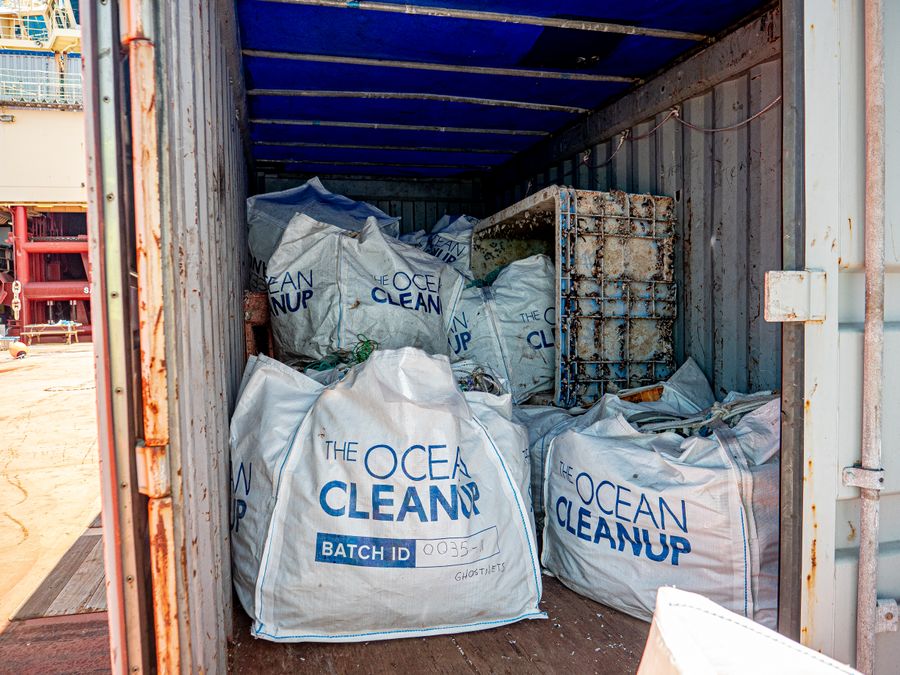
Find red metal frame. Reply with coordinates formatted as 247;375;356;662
8;205;92;333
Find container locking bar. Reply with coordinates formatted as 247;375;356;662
763;269;827;322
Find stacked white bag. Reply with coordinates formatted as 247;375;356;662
266;214;465;361
421;215;479;278
247;177;400;291
541;386;780;628
230;348;544;642
447;254;556;403
515;358;715;530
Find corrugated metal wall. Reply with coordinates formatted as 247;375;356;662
492;60;782;396
261;174;486;234
156;0;247;670
371;198;485;235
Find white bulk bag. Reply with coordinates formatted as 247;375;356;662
464;389;535;534
447;284;505;368
266;214;465;361
516;358;714;525
513;404;584;530
422;215;479;278
250;348;544;641
638;587;858;675
229;355;324;615
247;177;400;290
489;254;556;400
542;398;780;627
399;229;428;248
446;255;556;403
591;357;715;422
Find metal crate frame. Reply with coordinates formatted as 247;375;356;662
474;185;676;407
556;187;675;406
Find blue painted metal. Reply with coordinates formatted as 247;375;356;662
237;0;770;177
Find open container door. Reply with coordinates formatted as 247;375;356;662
84;0;249;670
766;0;900;670
83;0;155;671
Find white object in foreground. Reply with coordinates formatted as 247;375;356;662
638;587;858;674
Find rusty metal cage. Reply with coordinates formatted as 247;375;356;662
473;186;676;407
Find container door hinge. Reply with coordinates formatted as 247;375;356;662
877;599;899;633
842;465;885;491
764;269;827;322
136;440;171;498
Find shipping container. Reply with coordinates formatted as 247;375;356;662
79;0;899;672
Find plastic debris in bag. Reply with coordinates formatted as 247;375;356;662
247;177;400;290
266;214;465;361
452;358;508;396
230;348;544;641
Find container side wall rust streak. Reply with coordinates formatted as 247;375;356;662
125;0;178;671
128;18;168;449
853;0;886;671
148;496;178;674
83;0;155;670
154;0;248;669
800;0;842;659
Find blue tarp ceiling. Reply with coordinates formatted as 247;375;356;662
236;0;768;178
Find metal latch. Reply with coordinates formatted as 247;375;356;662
842;465;885;491
764;270;827;322
877;599;899;633
136;440;171;498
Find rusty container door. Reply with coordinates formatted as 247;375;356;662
84;0;250;671
82;0;154;671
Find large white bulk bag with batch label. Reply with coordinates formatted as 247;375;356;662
247;177;400;291
240;348;543;641
266;214;465;361
446;254;555;402
542;398;780;627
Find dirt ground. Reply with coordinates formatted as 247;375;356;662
0;342;100;631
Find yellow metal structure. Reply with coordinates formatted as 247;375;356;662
0;1;80;52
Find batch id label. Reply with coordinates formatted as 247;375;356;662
315;527;499;569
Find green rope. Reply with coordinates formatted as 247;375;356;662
307;334;379;372
306;352;344;372
351;333;378;364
